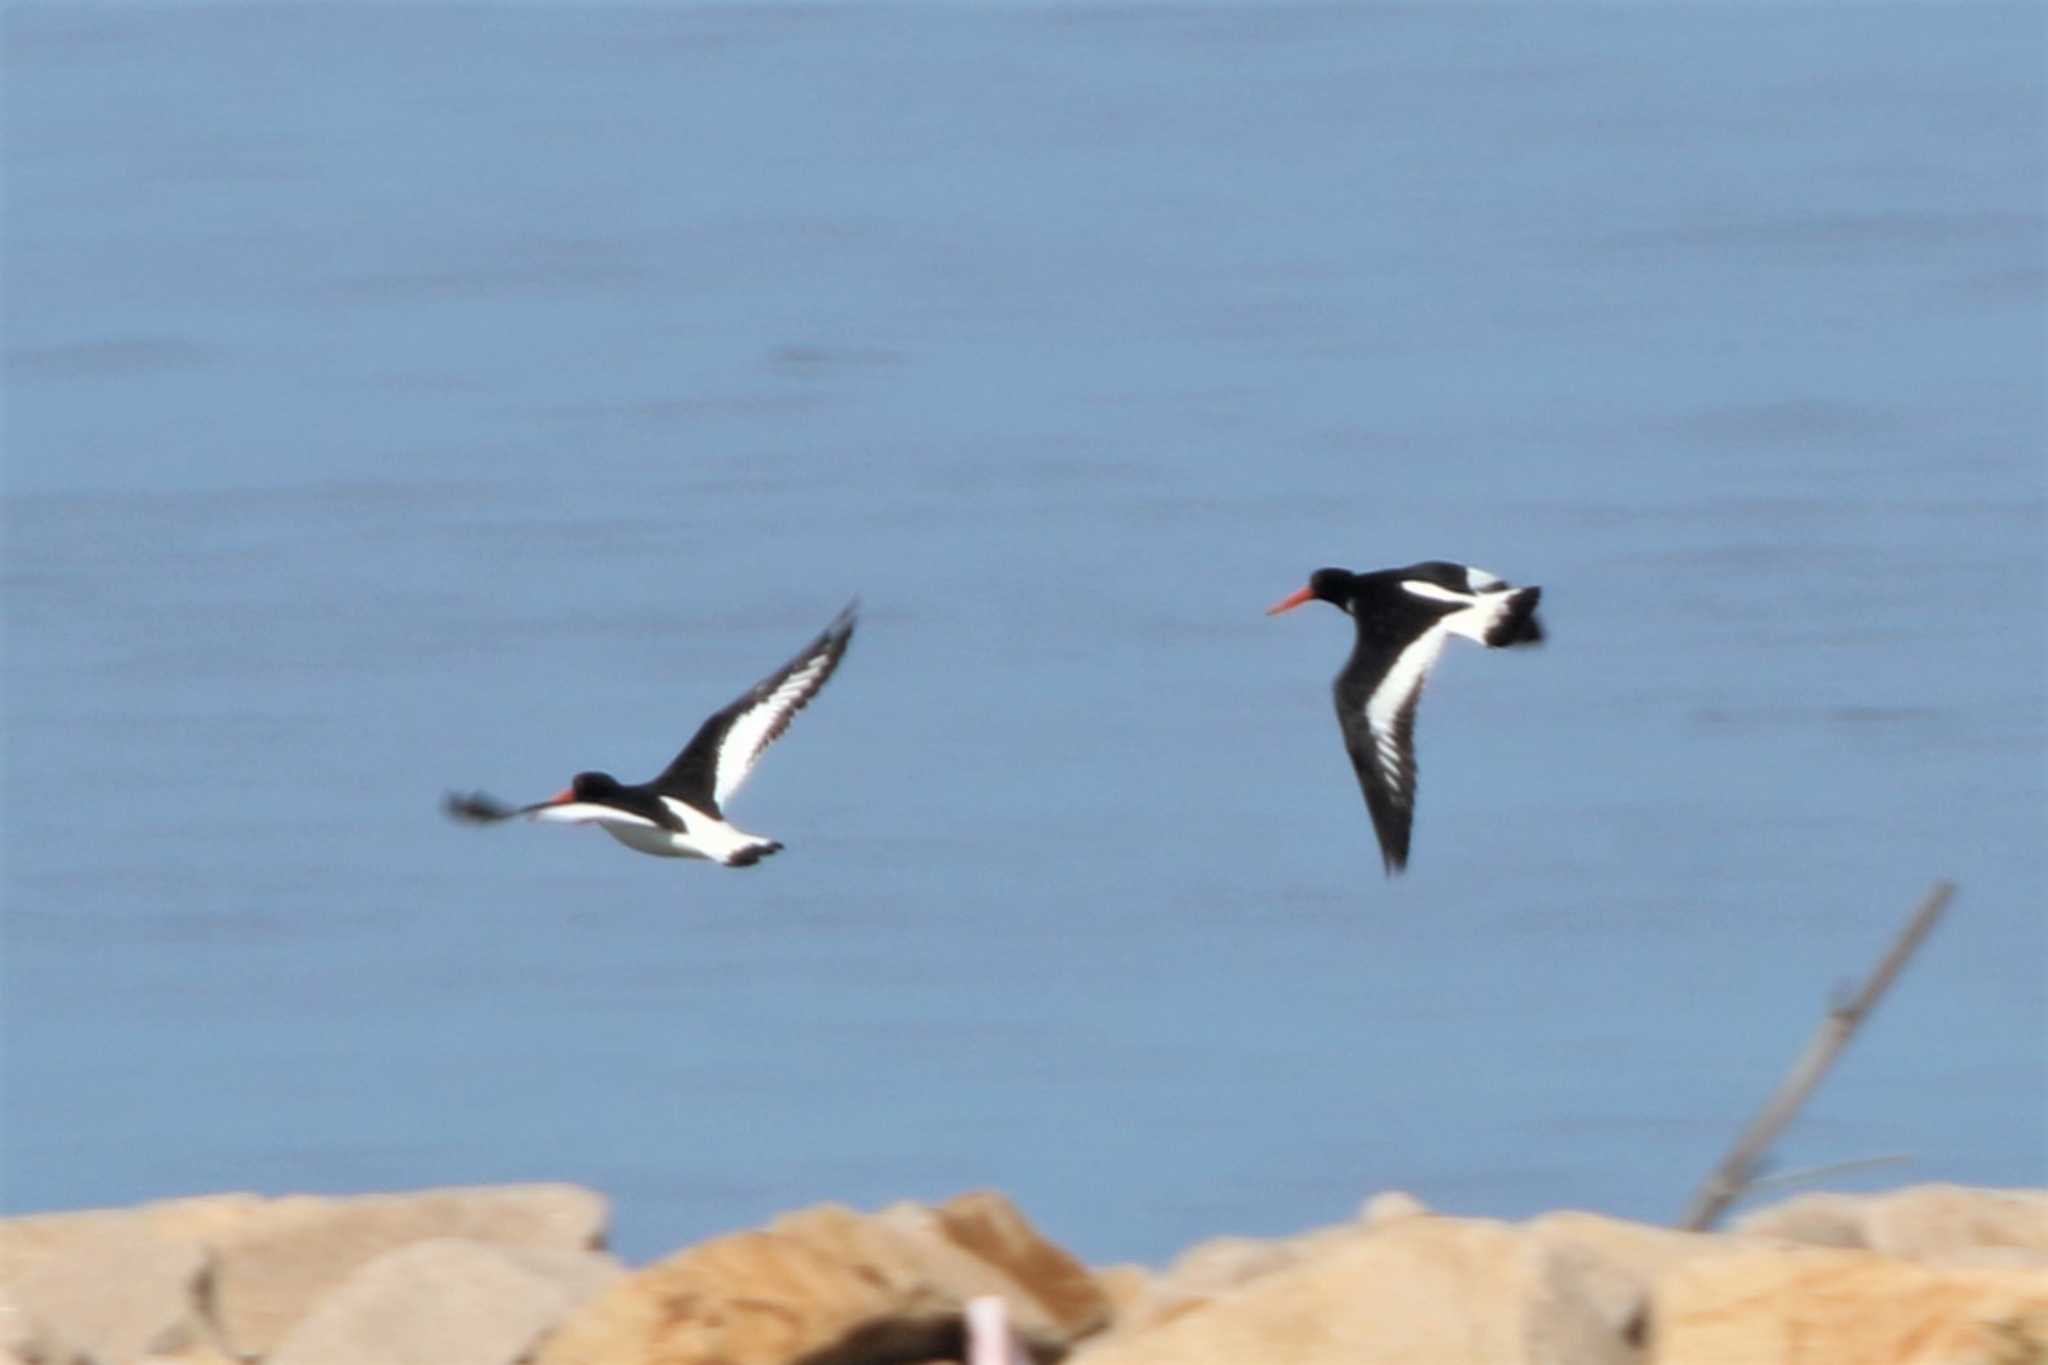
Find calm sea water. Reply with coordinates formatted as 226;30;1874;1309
5;6;2042;1266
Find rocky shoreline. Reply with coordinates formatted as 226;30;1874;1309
4;1182;2043;1364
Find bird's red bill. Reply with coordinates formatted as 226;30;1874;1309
1266;585;1316;616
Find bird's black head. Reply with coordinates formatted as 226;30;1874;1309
1267;567;1357;616
1307;567;1355;602
565;771;623;801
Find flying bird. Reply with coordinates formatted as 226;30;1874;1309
446;602;857;867
1267;563;1542;874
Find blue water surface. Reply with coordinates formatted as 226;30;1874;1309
4;5;2042;1265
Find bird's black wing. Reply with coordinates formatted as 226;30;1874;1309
1332;624;1449;875
652;601;858;814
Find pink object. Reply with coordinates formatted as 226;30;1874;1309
966;1295;1027;1365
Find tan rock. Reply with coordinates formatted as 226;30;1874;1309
136;1346;241;1365
0;1301;56;1365
1090;1264;1153;1326
1525;1211;1735;1280
768;1203;960;1302
930;1191;1111;1340
2;1230;217;1365
767;1200;1087;1353
1082;1263;1215;1341
533;1228;957;1365
3;1184;607;1361
1155;1212;1399;1303
207;1183;607;1358
1160;1235;1303;1298
1729;1190;1867;1249
1651;1241;2048;1365
1360;1190;1431;1228
1736;1184;2048;1264
1865;1186;2048;1261
537;1193;1102;1365
2;1194;335;1292
267;1237;624;1365
1099;1205;1446;1342
1524;1210;1761;1346
1072;1215;1632;1365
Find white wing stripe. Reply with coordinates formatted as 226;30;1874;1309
712;646;837;806
1399;579;1474;605
1363;625;1449;798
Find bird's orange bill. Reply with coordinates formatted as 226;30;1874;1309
1265;586;1316;616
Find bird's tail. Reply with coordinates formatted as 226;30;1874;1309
724;839;784;868
1482;586;1544;647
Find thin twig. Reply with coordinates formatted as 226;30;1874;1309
1678;879;1955;1232
1741;1151;1914;1196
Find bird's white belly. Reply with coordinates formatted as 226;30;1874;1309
599;821;708;859
598;806;771;863
529;797;772;864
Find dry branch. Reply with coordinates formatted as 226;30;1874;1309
1678;879;1956;1232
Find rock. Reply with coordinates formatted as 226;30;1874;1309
1651;1241;2048;1364
1071;1215;1632;1365
832;1201;1088;1350
1;1230;217;1365
209;1184;606;1358
1359;1190;1430;1228
1098;1200;1445;1341
774;1193;1108;1350
1143;1210;1414;1311
768;1202;1059;1349
1730;1191;1866;1249
1522;1210;1760;1346
533;1228;957;1365
0;1303;56;1365
1736;1184;2048;1264
2;1184;608;1361
1863;1186;2048;1263
928;1191;1112;1340
536;1194;1101;1365
1161;1235;1305;1299
1089;1265;1153;1327
266;1237;624;1365
4;1194;278;1288
1525;1210;1741;1283
1085;1236;1296;1341
1083;1263;1218;1341
134;1346;242;1365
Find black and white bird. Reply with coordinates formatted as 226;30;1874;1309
445;602;857;867
1267;563;1542;874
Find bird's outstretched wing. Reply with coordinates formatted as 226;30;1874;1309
1333;623;1451;874
653;601;858;814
